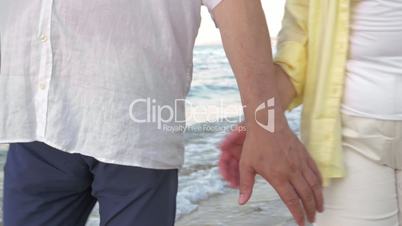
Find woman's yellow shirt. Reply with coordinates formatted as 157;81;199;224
275;0;351;186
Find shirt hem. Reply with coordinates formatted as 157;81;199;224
0;138;183;170
341;105;402;121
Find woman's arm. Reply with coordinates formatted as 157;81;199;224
275;0;310;109
275;64;297;110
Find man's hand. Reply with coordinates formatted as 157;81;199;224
219;65;296;188
220;118;324;226
219;64;300;188
219;65;324;225
243;118;324;225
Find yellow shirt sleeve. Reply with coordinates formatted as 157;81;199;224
274;0;309;110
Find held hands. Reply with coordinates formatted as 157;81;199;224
212;1;323;224
220;117;324;226
219;66;324;226
219;65;298;185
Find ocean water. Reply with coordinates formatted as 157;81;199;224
0;45;301;225
175;45;301;220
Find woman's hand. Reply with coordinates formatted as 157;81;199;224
219;122;246;188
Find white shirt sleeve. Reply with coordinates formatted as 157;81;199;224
202;0;224;12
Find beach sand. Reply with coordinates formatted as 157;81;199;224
176;176;312;226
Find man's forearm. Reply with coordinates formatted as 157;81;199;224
213;0;284;128
213;3;323;224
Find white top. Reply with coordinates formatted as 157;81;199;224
342;0;402;120
0;0;222;169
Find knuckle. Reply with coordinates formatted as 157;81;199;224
239;181;249;189
239;159;250;169
296;218;304;224
304;192;314;203
270;167;284;178
295;215;304;224
311;179;322;190
284;197;300;207
270;171;289;186
299;186;311;197
270;177;286;187
288;162;299;173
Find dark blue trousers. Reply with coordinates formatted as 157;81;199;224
3;141;178;226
